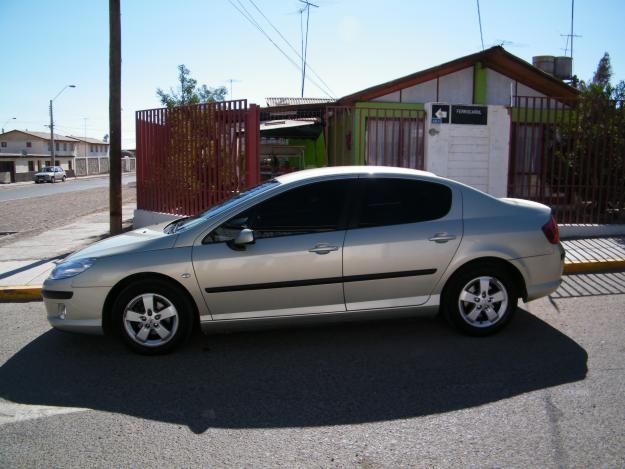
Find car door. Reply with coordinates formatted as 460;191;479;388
342;176;462;310
192;178;356;320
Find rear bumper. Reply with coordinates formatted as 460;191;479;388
510;245;565;302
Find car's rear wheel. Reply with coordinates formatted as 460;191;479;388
442;264;517;336
112;279;194;354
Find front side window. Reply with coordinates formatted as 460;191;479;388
356;178;452;228
207;179;352;243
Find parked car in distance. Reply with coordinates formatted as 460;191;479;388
34;166;66;183
42;166;565;354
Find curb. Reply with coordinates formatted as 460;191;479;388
2;259;625;303
0;286;43;302
563;259;625;274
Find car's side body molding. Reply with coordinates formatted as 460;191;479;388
204;268;437;294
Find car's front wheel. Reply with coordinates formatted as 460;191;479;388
112;279;194;354
442;263;518;336
62;176;66;182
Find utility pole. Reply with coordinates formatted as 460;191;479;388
49;85;75;167
109;0;122;235
49;100;54;167
299;0;318;97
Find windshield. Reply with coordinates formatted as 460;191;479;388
163;179;281;233
42;167;54;172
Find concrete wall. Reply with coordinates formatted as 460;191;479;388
133;209;182;229
424;103;510;197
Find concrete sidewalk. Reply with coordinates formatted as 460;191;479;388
0;205;135;301
0;215;624;301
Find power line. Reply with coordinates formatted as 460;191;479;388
476;0;485;50
233;0;333;98
228;0;334;98
247;0;335;97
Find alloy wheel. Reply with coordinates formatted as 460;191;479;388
123;293;179;347
457;276;509;328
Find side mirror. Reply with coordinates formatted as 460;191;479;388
228;228;255;250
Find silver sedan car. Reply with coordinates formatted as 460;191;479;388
42;167;564;354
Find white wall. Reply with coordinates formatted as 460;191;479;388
424;103;510;197
438;68;473;105
401;79;437;103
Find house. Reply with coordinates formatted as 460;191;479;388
68;136;111;176
259;46;578;197
0;130;79;182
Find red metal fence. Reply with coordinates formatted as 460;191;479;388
325;105;426;169
509;96;625;224
136;100;259;216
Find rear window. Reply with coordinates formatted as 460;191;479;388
356;178;452;228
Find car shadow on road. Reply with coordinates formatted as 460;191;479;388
0;309;587;434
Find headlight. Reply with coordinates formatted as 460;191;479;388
50;258;97;280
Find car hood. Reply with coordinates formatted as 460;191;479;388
65;226;175;261
34;171;53;176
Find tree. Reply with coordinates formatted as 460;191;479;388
156;65;227;108
592;52;612;88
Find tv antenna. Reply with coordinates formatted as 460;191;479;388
299;0;318;97
226;78;241;99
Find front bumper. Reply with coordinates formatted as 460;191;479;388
42;281;110;335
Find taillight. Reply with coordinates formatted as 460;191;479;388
542;215;560;244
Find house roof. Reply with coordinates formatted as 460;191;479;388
265;97;335;107
0;129;80;142
68;136;109;145
338;46;578;104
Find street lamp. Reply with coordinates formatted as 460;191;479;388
49;85;76;167
1;117;16;133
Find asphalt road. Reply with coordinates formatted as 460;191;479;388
0;174;136;202
0;273;624;468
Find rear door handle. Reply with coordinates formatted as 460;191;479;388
428;233;457;243
308;243;339;254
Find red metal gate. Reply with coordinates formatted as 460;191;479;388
136;100;260;216
325;105;426;169
508;96;625;224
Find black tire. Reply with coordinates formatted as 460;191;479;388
112;278;194;355
441;263;518;336
62;176;66;182
50;177;55;183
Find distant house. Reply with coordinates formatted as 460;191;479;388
68;135;110;158
0;130;79;182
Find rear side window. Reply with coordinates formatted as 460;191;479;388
356;178;452;228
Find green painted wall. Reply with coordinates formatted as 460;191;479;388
473;62;488;105
288;132;326;168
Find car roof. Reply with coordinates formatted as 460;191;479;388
275;166;437;185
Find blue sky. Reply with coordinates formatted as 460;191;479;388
1;0;623;148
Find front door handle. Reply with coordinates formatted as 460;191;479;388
428;233;457;243
308;243;339;254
